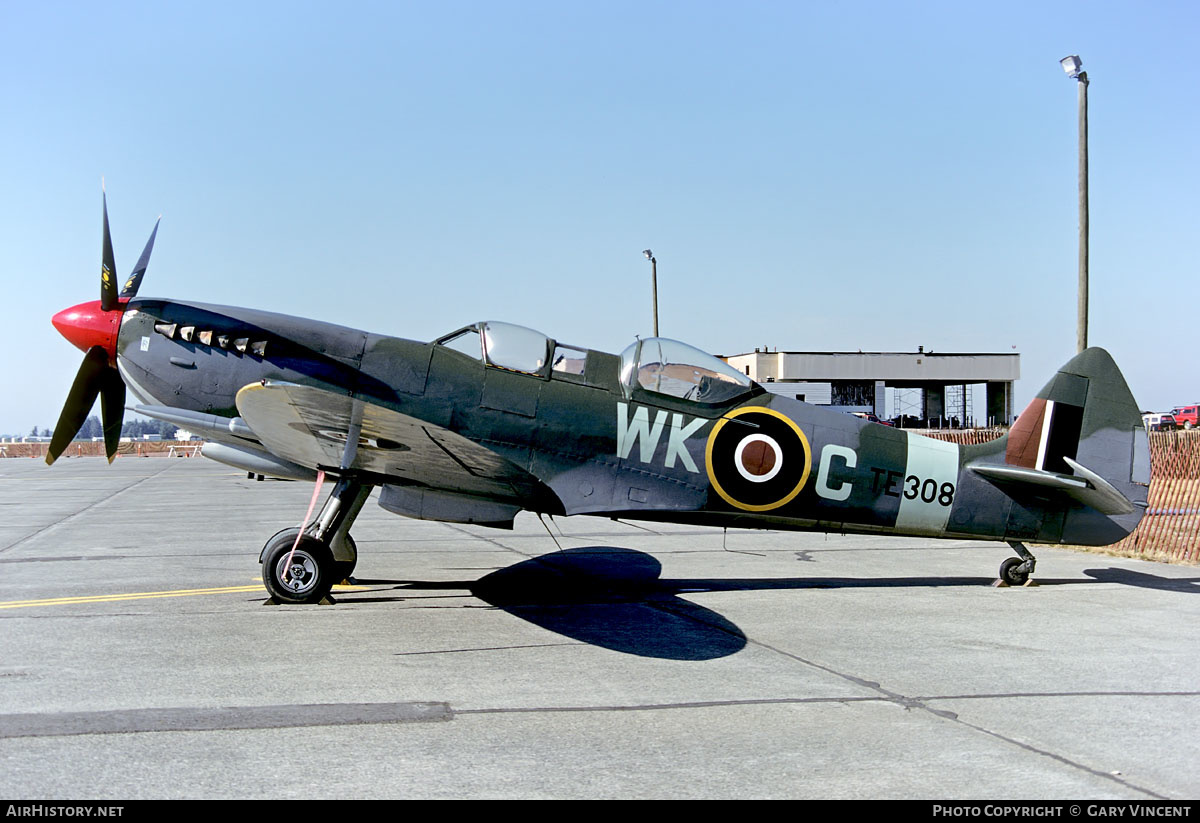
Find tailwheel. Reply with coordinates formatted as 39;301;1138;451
261;528;336;604
998;540;1037;587
999;557;1030;586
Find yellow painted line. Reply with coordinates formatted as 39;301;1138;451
0;581;368;610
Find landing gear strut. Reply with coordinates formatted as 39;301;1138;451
260;476;373;604
999;540;1036;586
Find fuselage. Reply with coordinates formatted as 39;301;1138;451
111;298;1147;547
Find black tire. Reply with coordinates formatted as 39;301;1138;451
260;527;301;562
262;531;336;604
1186;421;1193;431
999;556;1029;586
260;529;356;583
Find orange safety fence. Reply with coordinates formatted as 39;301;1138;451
1;440;202;459
914;427;1009;446
1107;433;1200;563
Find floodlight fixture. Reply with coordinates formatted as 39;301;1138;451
1060;55;1082;78
642;250;659;336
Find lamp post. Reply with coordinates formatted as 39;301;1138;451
1061;55;1089;354
642;249;659;337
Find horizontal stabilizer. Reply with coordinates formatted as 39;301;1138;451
1061;456;1138;516
971;458;1135;516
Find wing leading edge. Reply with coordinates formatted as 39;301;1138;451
234;381;556;524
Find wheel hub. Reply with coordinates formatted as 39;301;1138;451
278;553;317;593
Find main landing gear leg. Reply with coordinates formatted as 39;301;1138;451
998;540;1037;586
261;476;373;604
312;478;373;584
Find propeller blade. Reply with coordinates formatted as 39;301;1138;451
99;367;127;463
120;217;160;299
100;192;119;312
45;346;109;465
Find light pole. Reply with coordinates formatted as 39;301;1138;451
1061;55;1089;354
642;249;659;337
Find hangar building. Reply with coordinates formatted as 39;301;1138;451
722;348;1019;427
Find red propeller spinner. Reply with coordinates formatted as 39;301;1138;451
45;189;159;465
51;299;125;366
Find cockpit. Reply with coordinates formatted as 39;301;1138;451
435;321;584;377
619;338;754;405
435;323;756;406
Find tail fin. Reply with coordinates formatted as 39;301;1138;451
969;347;1149;545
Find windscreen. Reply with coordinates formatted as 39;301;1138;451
481;322;550;375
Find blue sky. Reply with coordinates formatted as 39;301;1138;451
3;0;1197;434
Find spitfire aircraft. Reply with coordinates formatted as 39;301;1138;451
48;195;1151;604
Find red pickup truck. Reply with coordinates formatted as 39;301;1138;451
1170;404;1199;430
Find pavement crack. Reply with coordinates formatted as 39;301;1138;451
920;690;1200;700
639;592;1171;800
746;639;1170;799
0;462;182;555
947;715;1168;799
442;523;541;557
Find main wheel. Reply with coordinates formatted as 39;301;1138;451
262;531;336;604
999;556;1029;586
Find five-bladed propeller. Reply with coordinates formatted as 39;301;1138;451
47;190;159;465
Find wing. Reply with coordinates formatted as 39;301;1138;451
234;381;548;506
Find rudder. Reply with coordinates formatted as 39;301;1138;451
970;347;1149;545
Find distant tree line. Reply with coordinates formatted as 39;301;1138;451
16;417;179;441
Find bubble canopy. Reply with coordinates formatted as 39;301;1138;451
620;338;754;405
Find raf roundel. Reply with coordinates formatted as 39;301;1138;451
705;407;812;511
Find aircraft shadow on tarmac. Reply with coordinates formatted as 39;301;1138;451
342;547;1200;660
